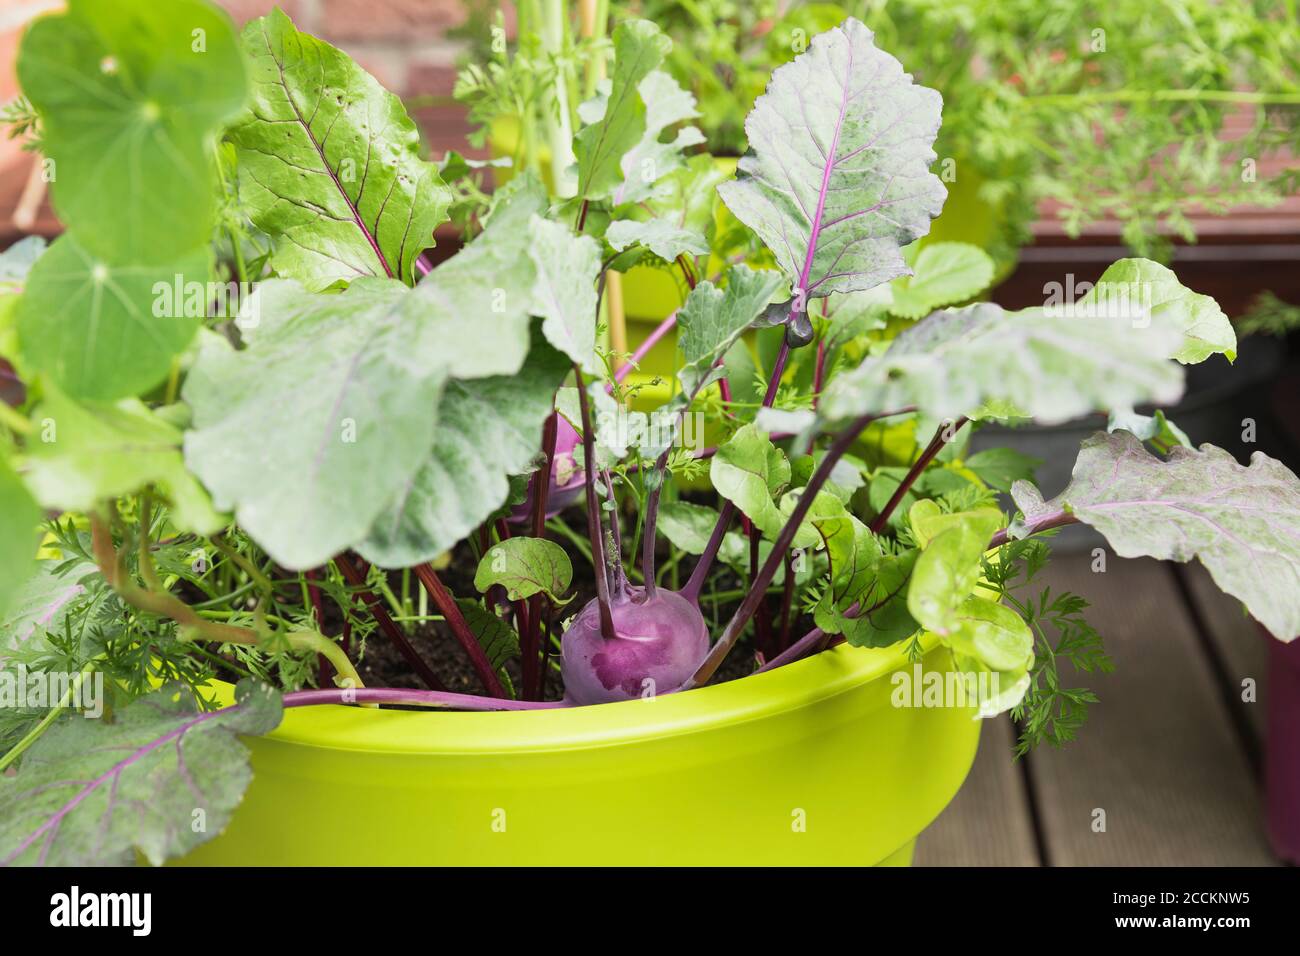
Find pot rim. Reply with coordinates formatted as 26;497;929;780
206;634;941;757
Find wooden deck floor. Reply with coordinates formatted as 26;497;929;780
915;553;1280;866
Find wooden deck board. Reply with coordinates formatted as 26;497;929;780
1024;555;1276;865
1177;563;1270;748
914;716;1041;866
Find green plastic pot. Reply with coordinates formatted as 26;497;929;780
179;636;980;866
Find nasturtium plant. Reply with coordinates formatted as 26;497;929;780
2;5;1299;868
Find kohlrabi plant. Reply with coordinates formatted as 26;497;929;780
1;2;1298;867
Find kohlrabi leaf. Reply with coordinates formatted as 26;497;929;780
1076;258;1236;364
0;457;41;618
643;153;730;242
888;242;995;319
1;559;95;658
0;680;281;867
16;0;247;260
718;18;945;307
656;501;720;554
821;286;890;351
407;174;549;379
605;219;709;263
820;301;1185;426
612;70;705;205
25;385;221;534
907;507;1004;633
474;537;573;604
575;19;671;204
358;333;570;568
1011;431;1300;641
231;8;449;289
527;217;602;373
17;236;209;402
676;266;786;398
710;424;793;540
183;278;444;568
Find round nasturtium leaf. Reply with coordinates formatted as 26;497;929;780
16;0;248;261
17;235;208;401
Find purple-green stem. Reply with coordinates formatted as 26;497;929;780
523;412;560;699
989;511;1080;547
868;417;969;535
413;562;508;698
285;688;564;712
683;410;886;690
574;363;617;640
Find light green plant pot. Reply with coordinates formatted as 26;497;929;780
179;636;980;866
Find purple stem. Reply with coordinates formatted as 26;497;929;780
989;511;1080;548
613;311;677;385
757;625;828;674
868;417;968;535
682;502;735;604
683;410;884;690
574;365;617;640
284;688;565;712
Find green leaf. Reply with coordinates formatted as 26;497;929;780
183;278;444;568
676;266;785;398
26;385;220;534
1076;258;1236;364
17;236;208;401
231;8;449;289
822;286;890;351
611;70;705;205
718;18;945;302
358;333;570;568
820;301;1185;426
964;447;1042;493
455;599;521;694
605;218;708;263
889;242;995;319
816;549;919;648
657;501;720;554
474;537;573;604
0;457;41;618
1;558;96;657
575;19;671;203
0;679;282;866
1011;431;1300;641
907;507;1004;633
527;217;601;373
944;595;1035;674
643;153;730;242
710;424;792;540
1107;407;1191;454
407;174;549;379
16;0;247;260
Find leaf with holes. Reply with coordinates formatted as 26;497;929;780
231;8;449;289
0;680;282;866
718;17;945;309
1011;431;1300;640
